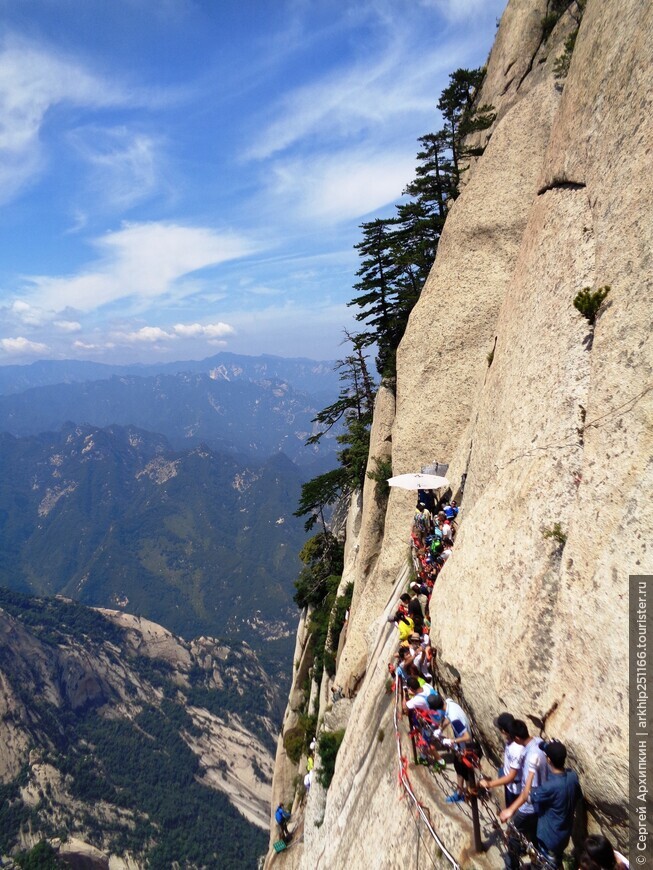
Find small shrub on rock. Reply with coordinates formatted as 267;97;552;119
573;285;610;325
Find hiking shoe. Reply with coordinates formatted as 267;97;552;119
445;792;464;803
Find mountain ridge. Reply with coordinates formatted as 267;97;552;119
0;423;307;666
0;351;339;402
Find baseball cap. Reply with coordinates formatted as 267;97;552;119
539;739;567;767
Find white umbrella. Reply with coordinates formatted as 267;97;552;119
387;473;449;490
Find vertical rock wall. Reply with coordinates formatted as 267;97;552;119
268;0;651;864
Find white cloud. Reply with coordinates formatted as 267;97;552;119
115;326;174;343
112;321;235;344
270;148;415;223
0;336;49;355
172;322;234;339
201;322;234;339
73;340;99;350
0;37;135;204
171;322;203;338
23;221;256;312
54;319;82;332
10;300;49;325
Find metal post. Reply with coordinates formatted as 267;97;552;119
469;770;483;853
408;711;418;764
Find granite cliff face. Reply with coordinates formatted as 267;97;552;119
268;0;651;866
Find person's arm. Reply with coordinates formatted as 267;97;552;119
529;781;552;813
440;719;471;746
499;769;535;821
479;765;519;790
448;728;471;746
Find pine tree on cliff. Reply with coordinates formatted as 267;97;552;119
403;131;453;221
347;217;402;377
437;67;484;180
295;332;377;531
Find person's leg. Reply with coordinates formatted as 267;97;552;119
447;757;466;800
535;840;562;869
507;812;536;870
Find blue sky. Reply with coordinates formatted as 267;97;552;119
0;0;505;365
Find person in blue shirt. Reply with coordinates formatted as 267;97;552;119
530;740;582;865
275;803;291;840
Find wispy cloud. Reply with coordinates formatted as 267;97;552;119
247;52;432;162
269;147;415;223
70;125;163;210
113;326;172;343
245;7;476;163
0;36;138;204
419;0;498;24
22;221;257;312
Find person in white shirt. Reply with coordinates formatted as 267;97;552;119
402;676;433;713
479;712;525;807
499;720;549;868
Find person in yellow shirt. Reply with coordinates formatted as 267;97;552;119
395;612;415;644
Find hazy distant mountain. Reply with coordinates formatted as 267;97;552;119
0;423;306;661
0;370;339;466
0;351;340;402
0;590;274;867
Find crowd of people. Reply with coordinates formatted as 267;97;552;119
388;489;626;870
273;487;625;868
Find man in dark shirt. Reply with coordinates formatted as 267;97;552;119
408;586;424;633
530;740;582;865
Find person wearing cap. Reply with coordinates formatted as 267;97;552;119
479;712;525;807
417;488;436;513
414;503;432;541
498;720;549;868
530;740;582;865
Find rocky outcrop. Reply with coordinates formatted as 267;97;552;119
0;599;275;866
268;0;651;865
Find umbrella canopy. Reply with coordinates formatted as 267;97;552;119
387;473;449;490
